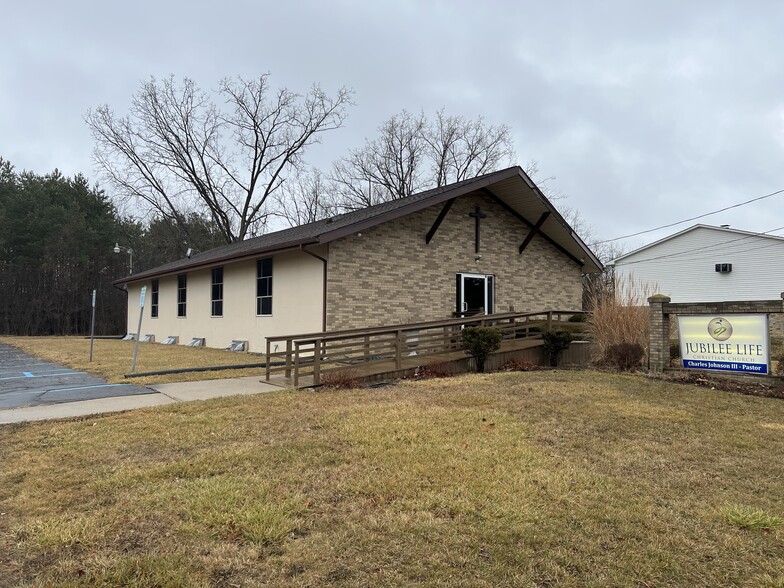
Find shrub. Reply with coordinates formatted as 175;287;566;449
462;326;503;373
605;342;645;371
542;330;572;367
567;313;587;323
319;368;361;389
585;272;658;366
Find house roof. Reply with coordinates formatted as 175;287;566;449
116;165;603;285
609;224;784;265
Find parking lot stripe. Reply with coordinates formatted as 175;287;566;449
0;371;84;382
46;383;136;393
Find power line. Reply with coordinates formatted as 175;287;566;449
595;187;784;244
612;225;784;266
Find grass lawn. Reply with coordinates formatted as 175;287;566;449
2;370;784;586
0;336;267;386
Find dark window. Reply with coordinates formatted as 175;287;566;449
211;267;223;317
151;279;159;318
177;274;187;317
256;258;272;316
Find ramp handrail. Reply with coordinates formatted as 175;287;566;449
264;309;584;386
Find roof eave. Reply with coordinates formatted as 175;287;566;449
525;179;604;273
113;237;320;286
314;166;604;273
315;167;522;244
115;165;605;283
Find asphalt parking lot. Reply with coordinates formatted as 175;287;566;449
0;344;153;410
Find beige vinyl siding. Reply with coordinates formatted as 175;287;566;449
125;249;325;352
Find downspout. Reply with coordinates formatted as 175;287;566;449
302;245;328;332
112;282;130;335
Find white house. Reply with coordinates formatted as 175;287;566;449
610;224;784;302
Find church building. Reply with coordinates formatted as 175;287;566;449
115;166;603;351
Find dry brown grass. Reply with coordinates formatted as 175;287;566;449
2;371;784;586
0;336;267;386
586;272;658;364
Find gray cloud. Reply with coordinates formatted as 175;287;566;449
2;0;783;251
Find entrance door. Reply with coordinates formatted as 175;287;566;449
456;273;494;316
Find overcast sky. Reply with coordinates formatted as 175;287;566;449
3;0;783;253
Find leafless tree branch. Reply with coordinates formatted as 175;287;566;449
271;168;339;227
328;108;515;211
86;75;353;243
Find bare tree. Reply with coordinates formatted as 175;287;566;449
522;159;563;200
272;168;339;227
331;110;428;210
329;109;514;211
425;109;515;186
86;75;352;243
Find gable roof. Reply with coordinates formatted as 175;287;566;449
610;224;784;265
116;165;603;285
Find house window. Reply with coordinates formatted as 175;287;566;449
150;279;159;318
256;258;272;316
177;274;187;317
211;267;223;317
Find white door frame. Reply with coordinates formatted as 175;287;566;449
457;273;494;315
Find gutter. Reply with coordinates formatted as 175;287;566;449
113;237;321;286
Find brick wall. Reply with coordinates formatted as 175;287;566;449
648;295;671;372
326;191;584;331
664;301;784;315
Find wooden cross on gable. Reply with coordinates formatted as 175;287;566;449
469;206;487;253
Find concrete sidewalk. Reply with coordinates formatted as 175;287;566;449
0;376;283;424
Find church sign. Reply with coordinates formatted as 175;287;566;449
678;314;770;374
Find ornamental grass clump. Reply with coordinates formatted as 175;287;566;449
585;272;658;366
461;326;503;373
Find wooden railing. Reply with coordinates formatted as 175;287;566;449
264;310;585;387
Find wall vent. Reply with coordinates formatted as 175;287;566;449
186;337;205;347
121;333;137;341
161;336;178;345
226;340;248;352
140;334;155;343
715;263;733;273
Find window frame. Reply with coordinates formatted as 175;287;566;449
177;273;187;317
211;267;224;317
256;258;272;316
150;279;159;318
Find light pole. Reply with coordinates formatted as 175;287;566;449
113;243;134;275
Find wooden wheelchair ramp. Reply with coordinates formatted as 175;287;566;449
264;310;587;388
